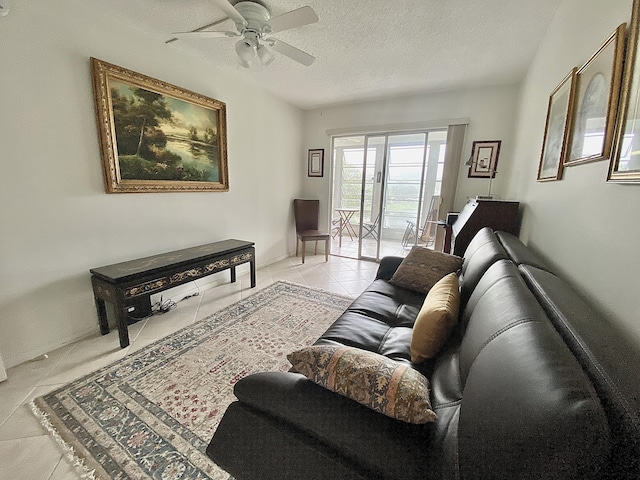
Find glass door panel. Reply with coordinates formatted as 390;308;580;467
405;130;448;250
381;133;428;258
359;136;386;260
331;136;365;258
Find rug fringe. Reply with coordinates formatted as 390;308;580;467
29;401;99;480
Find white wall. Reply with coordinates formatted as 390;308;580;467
302;85;521;225
0;352;6;382
0;0;304;367
507;0;640;343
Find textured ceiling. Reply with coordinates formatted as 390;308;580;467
96;0;561;110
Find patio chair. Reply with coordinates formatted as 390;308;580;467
330;216;341;238
402;195;442;248
361;213;380;240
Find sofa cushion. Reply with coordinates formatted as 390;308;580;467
390;246;463;294
455;260;610;479
222;372;440;480
314;279;426;372
519;264;640;479
458;227;508;310
411;273;460;363
288;345;437;424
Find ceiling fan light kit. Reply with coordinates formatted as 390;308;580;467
171;0;318;68
256;44;275;67
235;38;256;68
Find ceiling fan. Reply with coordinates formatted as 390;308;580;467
171;0;319;68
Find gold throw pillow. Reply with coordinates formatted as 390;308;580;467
411;272;460;363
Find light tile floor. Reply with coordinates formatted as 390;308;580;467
0;254;379;480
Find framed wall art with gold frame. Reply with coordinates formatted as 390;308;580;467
538;68;577;181
609;0;640;182
91;58;229;193
565;24;626;167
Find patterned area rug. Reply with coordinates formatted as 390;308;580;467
31;281;353;480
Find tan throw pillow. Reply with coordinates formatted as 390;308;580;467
411;273;461;363
390;247;463;294
287;345;437;424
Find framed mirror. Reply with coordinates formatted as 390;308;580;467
609;0;640;182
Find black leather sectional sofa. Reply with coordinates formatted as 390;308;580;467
206;228;640;480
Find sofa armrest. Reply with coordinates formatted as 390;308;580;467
208;401;371;480
375;256;404;281
231;372;436;479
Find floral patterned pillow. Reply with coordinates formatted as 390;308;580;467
287;345;437;424
389;246;463;294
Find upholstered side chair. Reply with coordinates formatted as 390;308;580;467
293;199;330;263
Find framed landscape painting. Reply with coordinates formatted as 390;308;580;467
538;68;576;182
565;24;626;166
91;58;229;193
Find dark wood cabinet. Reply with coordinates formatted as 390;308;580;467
450;200;519;256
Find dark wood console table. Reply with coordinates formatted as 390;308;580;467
90;239;255;348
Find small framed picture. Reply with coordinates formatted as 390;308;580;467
468;140;501;178
308;149;324;177
538;68;577;182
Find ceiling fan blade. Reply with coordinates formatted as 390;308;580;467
172;30;239;39
211;0;247;26
267;38;315;66
265;6;318;34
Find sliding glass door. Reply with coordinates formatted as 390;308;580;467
359;135;386;260
331;129;449;261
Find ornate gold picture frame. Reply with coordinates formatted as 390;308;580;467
609;0;640;182
91;58;229;193
565;24;626;167
538;68;576;182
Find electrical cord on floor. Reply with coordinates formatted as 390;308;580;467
181;284;200;301
159;298;177;313
126;311;155;322
151;295;177;314
150;284;200;315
